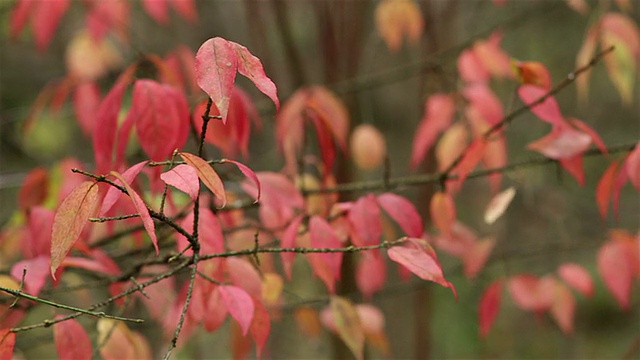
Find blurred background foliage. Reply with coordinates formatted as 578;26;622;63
0;0;638;359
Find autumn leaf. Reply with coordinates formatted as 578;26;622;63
348;194;382;247
18;166;49;211
179;152;227;206
51;181;99;278
97;319;152;360
375;0;424;52
484;187;516;224
513;61;552;90
625;143;640;189
100;161;148;216
281;215;304;279
376;192;424;238
478;280;502;337
220;159;261;202
557;263;594;297
597;238;635;310
54;317;92;360
387;237;456;296
350;124;387;170
230;41;279;111
160;164;199;201
356;252;386;299
527;125;591;160
517;84;564;126
410;94;455;169
596;160;621;219
0;329;16;360
219;285;255;336
110;171;159;255
430;191;456;236
330;296;365;360
307;216;343;293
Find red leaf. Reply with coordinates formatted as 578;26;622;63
281;215;303;279
54;317;92;360
18;167;49;210
250;299;271;357
308;216;344;293
160;164;199;201
204;286;228;332
484;187;516;224
242;172;304;230
410;94;455;169
517;84;564;126
478;280;502;337
348;194;382;246
132;80;190;161
177;207;224;255
625;142;640;190
31;0;70;51
195;38;237;121
507;274;553;311
473;31;513;79
448;138;488;191
92;65;135;173
387;238;456;296
596;160;621;219
85;0;129;41
9;0;34;39
306;87;350;152
458;49;490;84
220;159;261;202
227;258;262;298
569;118;608;155
0;329;16;360
597;240;634;309
24;206;53;258
376;193;423;237
219;285;255;336
231;41;280;110
73;81;101;137
100;161;147;216
527;125;591;160
430;191;456;236
462;84;504;126
179;152;226;206
142;0;168;24
110;171;158;255
557;263;594;297
356;251;386;299
51;181;99;278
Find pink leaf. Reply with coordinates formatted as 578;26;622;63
142;0;168;24
410;94;455;169
231;41;280;110
507;274;553;311
250;300;271;357
387;238;456;297
219;285;254;336
32;0;70;51
179;152;226;206
484;187;516;224
204;286;228;332
110;171;158;254
458;49;490;84
597;240;634;309
549;280;576;334
220;159;261;202
195;37;237;121
568;118;608;155
527;125;591;159
11;256;49;296
517;84;564;126
227;258;262;298
169;0;197;23
557;263;594;297
348;194;382;246
448;138;488;191
9;0;34;39
356;251;386;299
177;207;224;255
462;236;496;279
478;280;502;337
51;181;99;278
624;142;640;190
281;215;304;279
462;84;504;126
596;160;621;219
100;161;148;216
54;317;92;360
73;81;101;137
308;216;344;293
160;164;199;201
376;193;423;238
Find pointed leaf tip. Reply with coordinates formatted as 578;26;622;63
179;152;227;207
51;181;99;278
221;159;261;203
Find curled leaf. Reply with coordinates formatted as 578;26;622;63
179;152;226;206
221;159;261;202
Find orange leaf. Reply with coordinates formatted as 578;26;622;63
430;191;456;236
179;152;227;206
97;319;152;360
374;0;424;52
595;160;621;219
436;122;469;172
110;171;158;254
514;61;552;90
51;181;99;278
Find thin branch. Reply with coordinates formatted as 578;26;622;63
90;214;140;222
0;286;143;323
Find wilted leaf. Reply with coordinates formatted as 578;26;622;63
484;187;516;224
160;164;199;201
179;152;226;206
219;285;255;336
330;296;365;360
350;124;387;169
51;181;99;277
54;317;92;360
110;171;158;254
478;280;502;337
